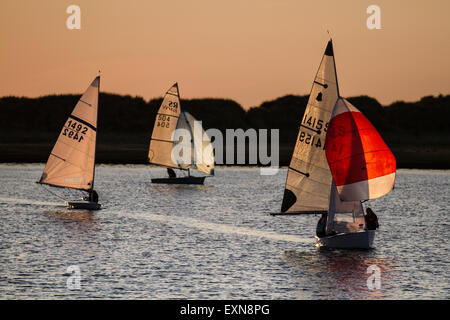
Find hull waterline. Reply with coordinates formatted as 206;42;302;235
315;230;376;249
151;176;206;185
66;201;101;210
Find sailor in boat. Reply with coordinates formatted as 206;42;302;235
167;168;176;179
316;212;327;238
365;208;379;230
84;190;99;203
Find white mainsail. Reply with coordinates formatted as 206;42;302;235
175;111;215;175
148;83;181;169
281;40;339;213
39;76;100;191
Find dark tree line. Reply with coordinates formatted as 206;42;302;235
1;92;449;166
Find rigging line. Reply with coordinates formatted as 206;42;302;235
41;184;67;201
49;152;90;174
68;188;85;201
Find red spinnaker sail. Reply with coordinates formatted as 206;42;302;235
325;98;396;201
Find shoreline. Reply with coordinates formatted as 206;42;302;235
2;143;449;169
1;163;449;171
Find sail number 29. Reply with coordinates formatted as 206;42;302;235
63;120;88;143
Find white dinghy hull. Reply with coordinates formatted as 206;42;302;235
66;201;101;210
315;230;375;249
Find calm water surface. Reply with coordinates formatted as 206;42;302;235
0;164;448;299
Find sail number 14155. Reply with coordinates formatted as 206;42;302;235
302;114;329;132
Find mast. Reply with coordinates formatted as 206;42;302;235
324;39;339;228
91;72;100;194
328;39;340;97
326;31;340;97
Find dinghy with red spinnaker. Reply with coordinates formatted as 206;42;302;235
271;40;396;249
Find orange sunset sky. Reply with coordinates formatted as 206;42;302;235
1;0;449;109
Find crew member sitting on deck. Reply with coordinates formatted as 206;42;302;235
316;212;327;238
365;207;379;230
88;190;99;203
167;168;176;179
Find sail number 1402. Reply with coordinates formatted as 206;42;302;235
63;120;88;142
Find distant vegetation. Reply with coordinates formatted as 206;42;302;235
1;93;449;168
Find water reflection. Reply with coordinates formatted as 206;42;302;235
1;166;446;298
149;184;215;203
282;249;394;299
43;210;98;228
150;184;214;192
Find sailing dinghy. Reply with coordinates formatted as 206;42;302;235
148;83;214;185
37;76;101;210
271;40;396;249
